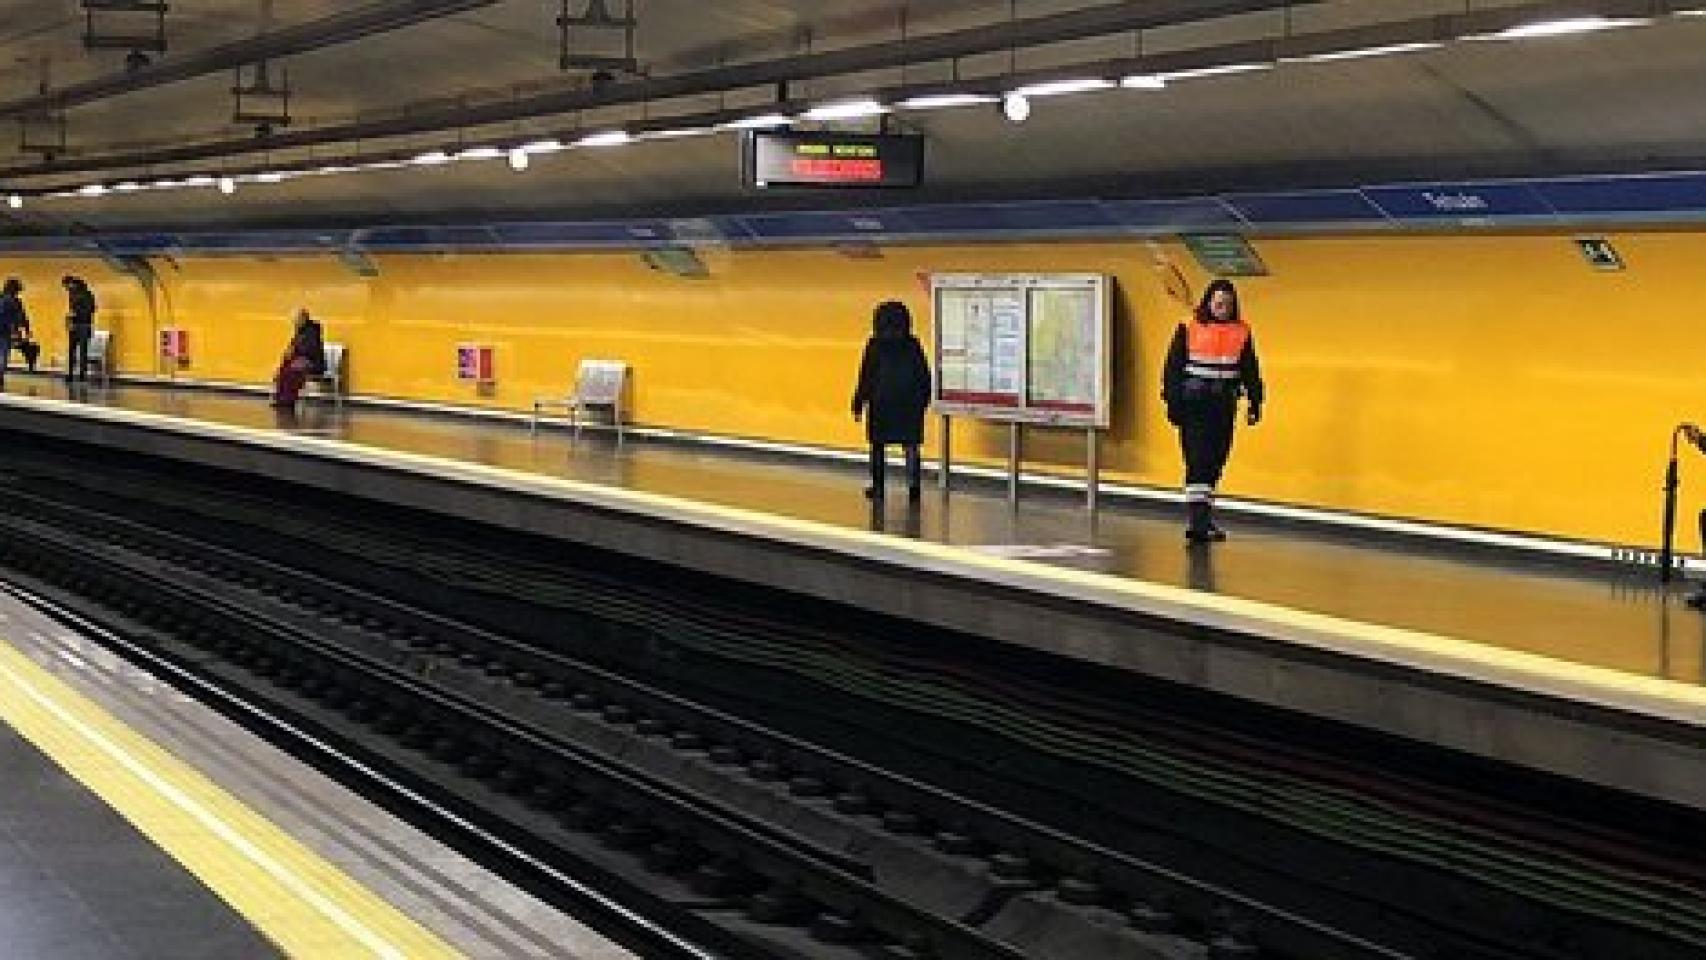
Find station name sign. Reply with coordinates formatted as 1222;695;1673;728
742;131;925;189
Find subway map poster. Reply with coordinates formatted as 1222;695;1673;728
930;273;1112;428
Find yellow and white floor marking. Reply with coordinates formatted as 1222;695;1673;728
0;639;461;959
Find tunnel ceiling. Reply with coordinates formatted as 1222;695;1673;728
2;0;1706;230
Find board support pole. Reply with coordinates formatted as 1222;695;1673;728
1008;422;1022;508
1086;427;1099;514
938;414;952;492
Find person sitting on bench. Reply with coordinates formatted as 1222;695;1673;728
270;308;326;408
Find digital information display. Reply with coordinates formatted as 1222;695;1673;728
931;273;1113;428
743;132;924;189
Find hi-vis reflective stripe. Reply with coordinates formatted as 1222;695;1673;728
1184;364;1241;379
1185;484;1213;502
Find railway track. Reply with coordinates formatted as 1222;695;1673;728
0;439;1702;959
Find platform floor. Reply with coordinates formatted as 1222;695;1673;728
0;584;636;960
0;711;274;960
10;375;1701;689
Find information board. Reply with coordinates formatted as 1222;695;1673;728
931;273;1112;428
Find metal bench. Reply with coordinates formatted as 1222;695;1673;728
86;330;114;387
303;342;346;410
532;358;627;443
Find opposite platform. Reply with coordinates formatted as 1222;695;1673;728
0;381;1701;818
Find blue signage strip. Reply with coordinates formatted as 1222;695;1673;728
30;168;1706;257
1103;197;1243;230
359;225;501;250
173;231;342;252
489;221;669;248
738;210;911;240
901;200;1117;233
1535;173;1706;216
1364;182;1555;221
1224;190;1388;224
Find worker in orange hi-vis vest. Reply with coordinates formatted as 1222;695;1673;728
1162;278;1264;544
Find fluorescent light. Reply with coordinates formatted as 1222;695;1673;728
1476;16;1649;39
455;146;503;160
1012;77;1115;98
720;113;792;130
520;138;564;154
151;179;183;189
78;184;107;197
574;130;632;147
1285;41;1442;63
362;159;408;171
896;93;999;110
1120;75;1168;90
217;176;236;195
250;172;285;183
411;150;451;166
6;195;20;209
646;127;715;140
113;181;142;193
1001;92;1031;124
802;99;889;120
507;148;530;172
1143;62;1273;82
185;175;216;186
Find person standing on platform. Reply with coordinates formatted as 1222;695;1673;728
62;275;97;383
852;300;932;502
1163;278;1264;544
0;277;29;387
270;308;326;408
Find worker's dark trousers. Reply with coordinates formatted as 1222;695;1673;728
66;326;91;380
1178;393;1238;532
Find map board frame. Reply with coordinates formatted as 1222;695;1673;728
930;272;1113;429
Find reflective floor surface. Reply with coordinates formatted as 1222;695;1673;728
14;376;1701;688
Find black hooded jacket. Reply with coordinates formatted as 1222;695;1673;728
852;323;932;445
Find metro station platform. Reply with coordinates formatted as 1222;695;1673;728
0;573;634;959
2;374;1703;818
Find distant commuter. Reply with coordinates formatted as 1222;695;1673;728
270;308;326;408
0;276;31;386
62;275;97;383
1163;278;1264;543
852;300;932;502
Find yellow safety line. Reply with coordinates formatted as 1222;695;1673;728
0;640;462;960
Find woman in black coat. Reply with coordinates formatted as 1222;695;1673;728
852;300;932;501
